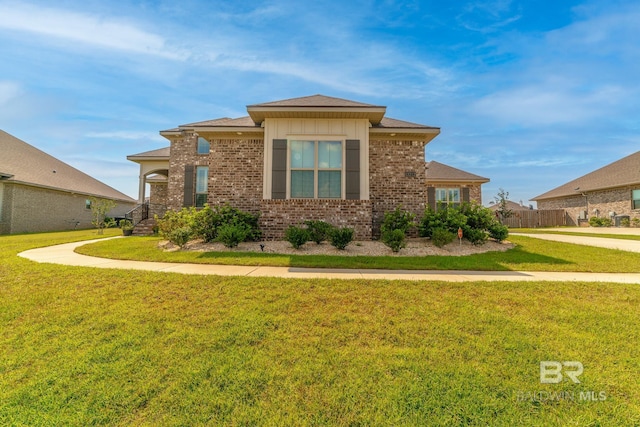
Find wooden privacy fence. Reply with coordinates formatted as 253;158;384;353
502;209;568;228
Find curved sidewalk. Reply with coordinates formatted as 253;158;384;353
18;238;640;284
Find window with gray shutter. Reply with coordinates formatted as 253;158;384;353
345;139;360;200
183;164;194;207
272;139;287;199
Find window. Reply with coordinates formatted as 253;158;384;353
290;140;342;198
85;199;92;210
195;166;208;207
633;189;640;210
197;137;210;155
436;188;460;208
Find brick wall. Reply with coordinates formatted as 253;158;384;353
538;187;640;224
208;138;264;214
369;139;426;236
260;199;372;240
0;183;134;234
167;132;203;211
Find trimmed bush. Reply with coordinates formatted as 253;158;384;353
431;227;455;248
381;229;406;252
381;206;415;234
304;220;333;244
285;226;310;249
488;223;509;242
167;226;192;248
329;227;354;250
193;204;261;243
589;217;612;227
216;223;250;248
157;208;196;240
463;227;488;245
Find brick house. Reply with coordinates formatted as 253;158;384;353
128;95;487;239
425;160;489;209
0;130;136;234
532;150;640;225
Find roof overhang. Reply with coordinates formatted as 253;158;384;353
369;127;440;143
247;106;387;125
0;172;14;180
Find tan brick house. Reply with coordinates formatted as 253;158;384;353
425;160;489;209
532;150;640;225
0;130;135;234
129;94;455;239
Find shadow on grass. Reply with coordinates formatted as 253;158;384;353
195;244;574;271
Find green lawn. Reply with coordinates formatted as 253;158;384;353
75;234;640;272
514;228;640;241
2;230;640;426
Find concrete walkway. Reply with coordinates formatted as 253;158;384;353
18;238;640;284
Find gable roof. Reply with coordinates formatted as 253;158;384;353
425;161;490;183
127;146;170;161
161;95;439;141
487;200;532;211
532;151;640;201
0;130;135;202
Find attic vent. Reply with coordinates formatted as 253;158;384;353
405;170;416;178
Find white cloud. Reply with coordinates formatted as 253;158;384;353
0;81;21;105
85;131;161;141
0;2;186;60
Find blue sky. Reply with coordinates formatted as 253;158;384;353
1;0;639;206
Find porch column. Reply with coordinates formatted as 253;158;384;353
137;167;146;204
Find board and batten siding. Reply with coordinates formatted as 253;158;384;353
262;118;370;200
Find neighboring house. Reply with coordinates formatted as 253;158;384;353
532;151;640;225
425;160;489;208
0;130;136;234
129;94;447;239
487;200;533;212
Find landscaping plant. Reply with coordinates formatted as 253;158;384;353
329;227;354;250
381;228;407;252
285;225;310;249
304;220;333;244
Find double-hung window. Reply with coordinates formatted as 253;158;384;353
633;189;640;210
290;140;342;198
436;188;461;208
195;166;208;207
197;137;210;155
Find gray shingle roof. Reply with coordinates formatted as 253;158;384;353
127;147;170;159
426;161;490;183
181;116;257;128
0;130;135;202
532;151;640;200
247;94;383;108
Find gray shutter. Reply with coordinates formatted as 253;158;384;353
183;165;194;207
345;139;360;200
272;139;287;199
427;187;436;210
462;187;470;203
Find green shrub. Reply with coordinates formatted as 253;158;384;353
192;204;261;243
216;223;250;248
157;208;196;241
285;226;310;249
488;223;509;242
329;227;354;250
381;206;415;234
381;229;406;252
167;226;192;248
463;227;488;245
304;220;333;244
589;217;612;227
620;218;630;228
418;205;467;238
431;227;455;248
632;218;640;228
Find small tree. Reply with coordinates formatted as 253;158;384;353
89;197;116;234
493;188;513;224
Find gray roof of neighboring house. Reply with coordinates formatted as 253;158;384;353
487;200;532;211
127;146;170;160
0;130;135;202
180;116;258;128
425;161;490;183
532;150;640;200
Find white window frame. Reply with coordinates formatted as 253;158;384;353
197;137;210;155
287;138;345;199
436;187;461;207
632;189;640;210
195;166;208;208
